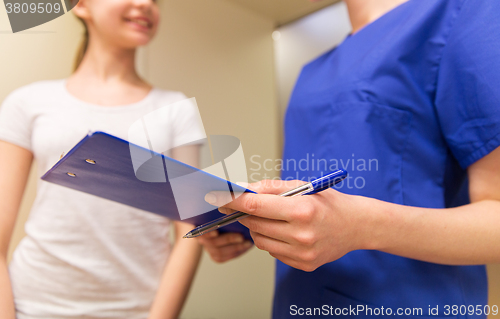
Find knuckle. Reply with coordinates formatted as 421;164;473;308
205;246;217;255
253;238;266;251
244;217;259;232
211;253;223;263
211;237;222;247
300;250;318;263
301;264;318;272
254;240;263;251
294;201;315;222
226;246;239;257
223;235;235;246
239;243;251;252
214;234;230;246
242;216;254;228
291;233;301;243
244;195;261;213
296;231;316;246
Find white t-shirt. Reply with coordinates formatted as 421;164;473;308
0;80;205;319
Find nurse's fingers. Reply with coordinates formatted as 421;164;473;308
269;252;319;273
205;180;308;216
250;231;323;272
248;179;308;195
204;180;308;208
250;230;293;256
218;206;235;215
206;191;304;221
205;191;239;210
238;215;290;244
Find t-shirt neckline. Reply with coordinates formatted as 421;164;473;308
61;79;157;112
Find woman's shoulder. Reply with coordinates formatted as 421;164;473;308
149;88;199;113
151;88;189;103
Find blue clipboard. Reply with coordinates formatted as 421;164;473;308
41;131;253;239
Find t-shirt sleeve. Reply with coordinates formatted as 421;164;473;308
170;94;206;148
435;0;500;169
0;88;33;152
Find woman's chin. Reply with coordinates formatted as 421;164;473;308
119;36;153;49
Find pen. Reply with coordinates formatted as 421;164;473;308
183;169;348;238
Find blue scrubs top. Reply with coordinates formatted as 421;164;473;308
276;0;500;318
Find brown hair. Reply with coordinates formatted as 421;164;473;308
73;17;89;72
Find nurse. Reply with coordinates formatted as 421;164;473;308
199;0;500;317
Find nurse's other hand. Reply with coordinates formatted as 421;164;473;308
197;231;253;263
205;179;376;272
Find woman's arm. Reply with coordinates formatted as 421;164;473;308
203;146;500;271
0;141;33;319
148;145;202;319
148;221;202;319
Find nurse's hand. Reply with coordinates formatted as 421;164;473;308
197;231;253;263
205;180;376;272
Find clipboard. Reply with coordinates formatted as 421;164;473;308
41;131;253;239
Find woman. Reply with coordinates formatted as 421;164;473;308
200;0;500;317
0;0;202;318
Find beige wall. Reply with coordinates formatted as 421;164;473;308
144;1;278;318
147;0;279;177
489;264;500;316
